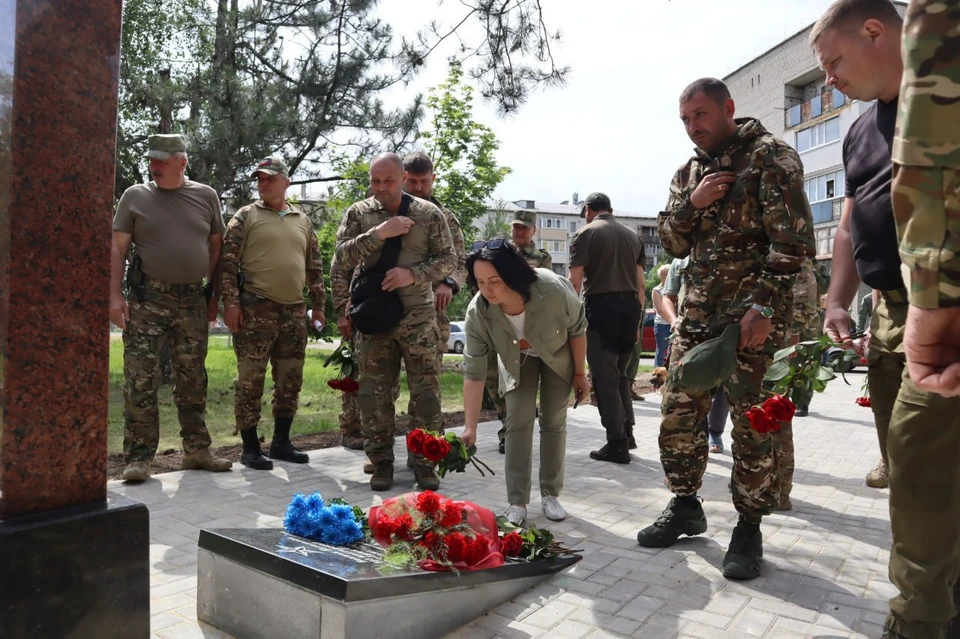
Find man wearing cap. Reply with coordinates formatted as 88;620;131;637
568;192;646;464
485;210;554;454
637;77;814;581
219;155;326;470
335;152;457;491
110;133;233;482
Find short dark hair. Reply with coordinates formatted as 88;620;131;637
403;151;434;175
465;240;539;307
680;78;731;105
810;0;903;45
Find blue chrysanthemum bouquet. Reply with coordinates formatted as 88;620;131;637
283;492;367;546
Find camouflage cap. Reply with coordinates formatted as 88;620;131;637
580;191;612;218
251;155;290;179
144;134;187;160
512;210;537;227
674;324;741;391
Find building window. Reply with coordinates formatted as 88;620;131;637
796;116;841;153
569;222;577;234
805;169;845;224
552;264;567;276
540;240;567;253
539;217;565;230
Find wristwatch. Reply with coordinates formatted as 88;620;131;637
442;277;459;294
751;303;774;319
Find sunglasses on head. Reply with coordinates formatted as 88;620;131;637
472;238;509;251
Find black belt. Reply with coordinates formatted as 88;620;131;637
881;287;908;305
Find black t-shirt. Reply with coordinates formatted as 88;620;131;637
843;99;904;291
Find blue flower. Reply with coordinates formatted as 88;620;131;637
284;493;363;546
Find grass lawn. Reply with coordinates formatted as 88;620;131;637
108;336;467;455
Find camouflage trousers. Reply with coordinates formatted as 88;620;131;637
122;280;212;463
436;306;451;377
233;291;307;432
339;331;361;438
660;326;786;519
358;307;443;465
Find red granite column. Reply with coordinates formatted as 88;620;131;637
0;0;122;517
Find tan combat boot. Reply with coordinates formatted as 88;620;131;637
363;459;375;474
122;461;152;483
182;449;233;472
413;463;441;491
370;461;393;491
341;432;365;450
865;457;889;489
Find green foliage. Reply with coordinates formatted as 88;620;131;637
323;343;357;380
420;62;512;247
763;334;859;396
496;518;579;561
644;255;673;306
479;200;514;241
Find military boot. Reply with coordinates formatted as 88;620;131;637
626;426;638;450
637;496;708;547
866;457;889;488
341;432;365;450
370;461;393;491
240;427;273;470
721;516;763;580
590;439;630;464
269;417;309;464
413;462;441;491
121;460;152;483
182;449;233;472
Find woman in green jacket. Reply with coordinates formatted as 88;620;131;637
461;239;589;525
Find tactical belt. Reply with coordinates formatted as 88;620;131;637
144;277;205;294
880;287;908;305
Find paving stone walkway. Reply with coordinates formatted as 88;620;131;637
112;368;892;639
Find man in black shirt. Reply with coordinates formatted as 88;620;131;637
813;2;960;638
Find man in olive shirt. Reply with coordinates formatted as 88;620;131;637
110;133;233;482
569;192;645;464
220;155;326;471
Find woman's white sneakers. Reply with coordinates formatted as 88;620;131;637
542;496;566;521
505;505;527;526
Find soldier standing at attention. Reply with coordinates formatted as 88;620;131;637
329;258;365;451
636;78;814;581
219;156;326;470
110;134;233;482
401;152;467;375
335;152;456;491
568;192;646;464
489;210;553;454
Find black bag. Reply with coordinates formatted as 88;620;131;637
348;194;411;335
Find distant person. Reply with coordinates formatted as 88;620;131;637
569;192;646;463
651;263;675;367
110;134;233;482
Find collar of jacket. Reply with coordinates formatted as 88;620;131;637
693;117;767;162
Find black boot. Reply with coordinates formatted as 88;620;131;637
626;425;637;450
240;427;273;470
269;417;308;463
722;516;763;580
589;439;631;464
794;405;809;417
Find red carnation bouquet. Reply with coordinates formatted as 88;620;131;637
856;377;871;408
368;491;504;572
406;428;494;478
323;342;359;394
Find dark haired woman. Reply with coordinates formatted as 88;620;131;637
460;239;589;525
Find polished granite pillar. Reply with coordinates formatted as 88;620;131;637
0;2;149;636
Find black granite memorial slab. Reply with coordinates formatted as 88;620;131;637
199;527;580;602
0;492;150;639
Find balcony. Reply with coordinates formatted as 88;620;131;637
785;89;847;129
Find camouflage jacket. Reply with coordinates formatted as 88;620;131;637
893;0;960;308
519;242;553;270
220;200;325;309
334;195;456;311
658;118;815;333
430;197;468;293
329;254;359;318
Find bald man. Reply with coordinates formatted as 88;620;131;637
334;153;457;491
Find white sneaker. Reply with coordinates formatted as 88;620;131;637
505;505;527;526
542;495;566;521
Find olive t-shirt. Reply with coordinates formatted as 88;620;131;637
113;180;225;284
569;214;646;296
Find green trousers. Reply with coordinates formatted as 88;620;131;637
871;295;960;639
626;337;644;382
502;355;570;506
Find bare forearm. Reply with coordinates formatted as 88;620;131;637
110;246;126;299
569;334;587;376
827;226;861;309
463;379;486;430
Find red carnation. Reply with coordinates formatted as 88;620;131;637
444;532;468;562
464;535;489;567
327;378;343;391
439;502;463;528
746;407;775;434
394;513;415;541
420;531;439;549
762;395;796;423
422;436;451;463
856;396;872;408
406;429;429;456
416;491;442;516
340;378;360;394
377;516;396;539
500;532;523;558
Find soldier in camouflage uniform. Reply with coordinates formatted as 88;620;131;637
219;155;326;470
335;153;456;491
487;210;554;453
329;258;365;451
635;78;814;582
110;134;233;482
886;1;960;636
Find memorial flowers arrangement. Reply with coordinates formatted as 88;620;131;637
369;491;503;572
406;428;494;478
324;343;359;394
497;518;582;561
283;492;367;546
